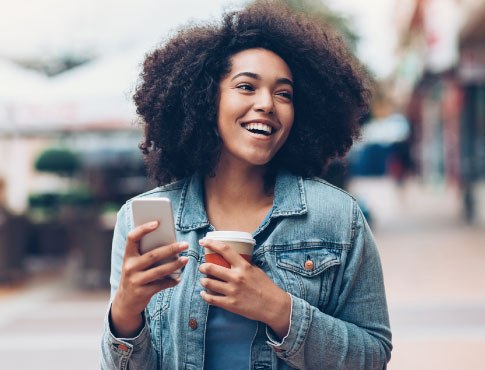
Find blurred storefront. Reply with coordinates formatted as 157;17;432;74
458;8;485;224
387;0;485;225
0;49;146;213
0;50;151;284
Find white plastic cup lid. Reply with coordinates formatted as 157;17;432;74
205;231;256;246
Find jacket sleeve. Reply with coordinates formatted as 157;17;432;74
100;203;158;370
266;202;392;369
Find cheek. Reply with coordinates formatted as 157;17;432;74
289;111;295;127
217;95;242;124
216;101;231;132
283;105;295;130
278;107;294;146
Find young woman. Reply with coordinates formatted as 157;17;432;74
101;1;392;369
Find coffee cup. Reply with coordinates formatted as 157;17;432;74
204;231;256;268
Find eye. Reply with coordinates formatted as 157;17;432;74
236;83;254;91
276;91;293;101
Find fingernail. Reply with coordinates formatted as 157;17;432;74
199;239;206;245
179;242;188;250
148;221;158;228
180;256;189;264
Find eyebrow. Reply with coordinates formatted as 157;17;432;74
231;72;293;87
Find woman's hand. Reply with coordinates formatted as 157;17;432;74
198;239;291;339
111;221;189;338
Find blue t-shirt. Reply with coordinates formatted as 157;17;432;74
204;208;272;369
204;307;258;370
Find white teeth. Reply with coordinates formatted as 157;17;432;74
244;122;272;134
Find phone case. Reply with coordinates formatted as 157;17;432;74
131;197;181;279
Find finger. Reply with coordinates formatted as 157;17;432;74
199;262;233;282
138;256;189;285
200;276;230;296
138;242;188;270
145;277;180;296
200;289;229;308
125;221;159;257
200;239;247;267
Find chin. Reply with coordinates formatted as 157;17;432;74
228;148;277;167
248;157;274;167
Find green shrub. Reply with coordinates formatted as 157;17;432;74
34;148;80;175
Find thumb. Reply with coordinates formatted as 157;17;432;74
124;221;159;257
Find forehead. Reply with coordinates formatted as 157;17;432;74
228;48;293;80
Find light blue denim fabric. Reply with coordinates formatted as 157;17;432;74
101;170;392;370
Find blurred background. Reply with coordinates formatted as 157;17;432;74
0;0;484;369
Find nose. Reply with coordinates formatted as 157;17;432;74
253;90;274;114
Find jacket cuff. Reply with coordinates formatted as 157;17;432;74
265;294;312;358
103;304;151;357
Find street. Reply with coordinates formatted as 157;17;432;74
0;176;484;369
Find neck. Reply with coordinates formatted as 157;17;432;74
203;155;275;232
205;156;273;209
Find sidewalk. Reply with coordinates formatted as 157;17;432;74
0;269;109;370
349;176;485;370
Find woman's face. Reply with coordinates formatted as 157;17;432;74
216;48;294;168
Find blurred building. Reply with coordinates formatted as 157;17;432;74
458;4;485;224
0;51;153;283
385;0;485;225
0;50;147;214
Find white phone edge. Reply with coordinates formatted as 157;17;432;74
131;197;181;279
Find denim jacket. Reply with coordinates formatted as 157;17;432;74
101;170;392;370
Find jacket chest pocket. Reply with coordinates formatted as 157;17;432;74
274;246;341;308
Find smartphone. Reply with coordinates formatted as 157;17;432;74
131;197;181;279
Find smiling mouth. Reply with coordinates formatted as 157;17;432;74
242;122;274;136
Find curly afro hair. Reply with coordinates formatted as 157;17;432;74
134;0;372;186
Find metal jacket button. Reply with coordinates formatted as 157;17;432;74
304;260;314;271
189;318;198;330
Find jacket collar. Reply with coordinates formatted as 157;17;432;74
175;170;307;231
